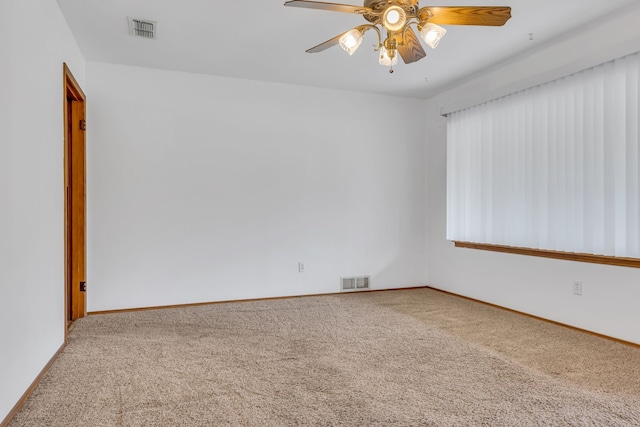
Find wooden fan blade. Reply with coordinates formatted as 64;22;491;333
421;6;512;26
305;31;347;53
284;0;370;14
396;27;426;64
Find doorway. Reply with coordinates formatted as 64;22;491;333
63;64;86;328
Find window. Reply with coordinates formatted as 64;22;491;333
447;51;640;265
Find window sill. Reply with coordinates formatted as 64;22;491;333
453;241;640;269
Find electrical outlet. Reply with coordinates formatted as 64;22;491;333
298;262;305;273
572;280;582;296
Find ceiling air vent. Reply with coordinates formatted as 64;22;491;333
128;18;157;39
341;276;370;292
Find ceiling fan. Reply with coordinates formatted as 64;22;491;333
284;0;511;72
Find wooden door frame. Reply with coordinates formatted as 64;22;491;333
63;63;86;331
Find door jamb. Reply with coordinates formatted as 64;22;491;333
63;63;86;336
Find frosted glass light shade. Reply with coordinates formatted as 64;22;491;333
378;46;398;67
420;23;446;49
382;6;407;32
339;29;364;55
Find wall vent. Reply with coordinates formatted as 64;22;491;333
128;18;157;39
340;276;370;292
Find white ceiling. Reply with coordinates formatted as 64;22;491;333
57;0;638;99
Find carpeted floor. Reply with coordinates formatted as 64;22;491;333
9;288;640;426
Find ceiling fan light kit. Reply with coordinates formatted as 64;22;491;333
382;5;407;31
379;45;399;67
339;28;365;55
284;0;511;73
419;22;446;49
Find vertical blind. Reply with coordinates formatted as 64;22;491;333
447;51;640;258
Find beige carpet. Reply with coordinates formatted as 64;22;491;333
9;288;640;426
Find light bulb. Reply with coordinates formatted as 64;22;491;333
339;28;364;56
378;46;398;67
387;10;400;24
419;23;446;49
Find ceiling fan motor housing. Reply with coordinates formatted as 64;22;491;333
362;0;419;24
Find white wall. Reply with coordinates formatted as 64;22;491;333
425;4;640;344
86;62;427;311
0;0;85;422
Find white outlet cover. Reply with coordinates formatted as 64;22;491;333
572;281;582;295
